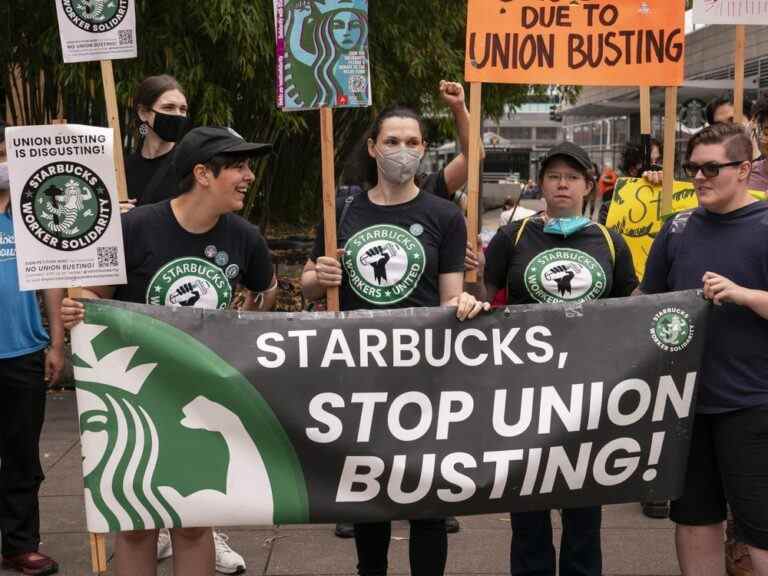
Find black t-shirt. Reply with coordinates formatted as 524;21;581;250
115;200;273;308
484;216;638;305
311;190;466;311
417;169;448;199
125;150;179;206
641;203;768;413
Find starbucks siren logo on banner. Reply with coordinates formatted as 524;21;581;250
60;0;130;32
72;306;309;531
650;308;694;352
343;224;426;305
146;257;232;309
21;161;113;251
525;248;607;304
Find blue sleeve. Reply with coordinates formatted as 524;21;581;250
640;221;673;294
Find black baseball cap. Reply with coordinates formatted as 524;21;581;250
174;126;272;179
540;142;592;175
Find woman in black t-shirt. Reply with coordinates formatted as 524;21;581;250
125;75;190;207
302;106;487;576
478;142;637;576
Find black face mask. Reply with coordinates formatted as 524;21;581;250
151;111;189;143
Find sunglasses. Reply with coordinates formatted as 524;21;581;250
682;160;747;178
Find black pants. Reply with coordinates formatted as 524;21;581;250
510;507;602;576
0;350;47;557
354;519;447;576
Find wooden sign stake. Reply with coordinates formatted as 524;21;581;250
320;107;340;311
639;86;652;136
734;25;746;124
100;60;129;203
662;87;678;216
465;82;483;284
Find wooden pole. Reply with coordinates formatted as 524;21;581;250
734;25;746;124
100;60;128;202
89;533;108;575
320;107;340;311
465;82;483;284
639;86;652;136
662;87;678;216
91;61;125;576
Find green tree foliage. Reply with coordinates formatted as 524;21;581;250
5;1;568;227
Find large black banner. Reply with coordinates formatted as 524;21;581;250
72;291;708;531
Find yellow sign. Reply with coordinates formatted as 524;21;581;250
606;178;765;280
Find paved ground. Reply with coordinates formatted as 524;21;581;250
0;390;681;576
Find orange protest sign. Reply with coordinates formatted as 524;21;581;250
465;0;685;86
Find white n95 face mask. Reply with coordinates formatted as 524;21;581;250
375;147;422;185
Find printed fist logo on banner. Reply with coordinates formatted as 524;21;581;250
72;306;309;531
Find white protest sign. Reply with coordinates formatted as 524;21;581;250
693;0;768;25
6;125;127;291
54;0;137;63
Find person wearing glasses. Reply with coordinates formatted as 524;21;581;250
473;142;637;576
639;122;768;576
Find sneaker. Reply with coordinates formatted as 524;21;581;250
726;540;754;576
2;552;59;575
641;501;669;519
157;529;173;560
445;516;461;534
214;531;246;575
334;522;355;538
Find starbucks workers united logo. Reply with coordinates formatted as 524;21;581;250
343;224;426;305
651;308;694;352
61;0;130;32
525;248;607;304
147;257;232;309
21;162;112;251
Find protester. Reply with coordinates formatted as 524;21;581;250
473;141;637;576
706;94;754;126
125;75;190;207
582;162;600;217
61;126;277;576
127;75;254;570
334;80;472;540
301;105;487;576
0;122;65;576
640;123;768;576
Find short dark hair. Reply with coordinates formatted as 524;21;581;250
621;144;644;176
685;122;753;163
177;152;252;194
752;93;768;128
706;94;754;125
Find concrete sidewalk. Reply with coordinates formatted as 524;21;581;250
0;391;681;576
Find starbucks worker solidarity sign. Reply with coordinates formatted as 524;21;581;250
54;0;137;63
6;125;127;291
